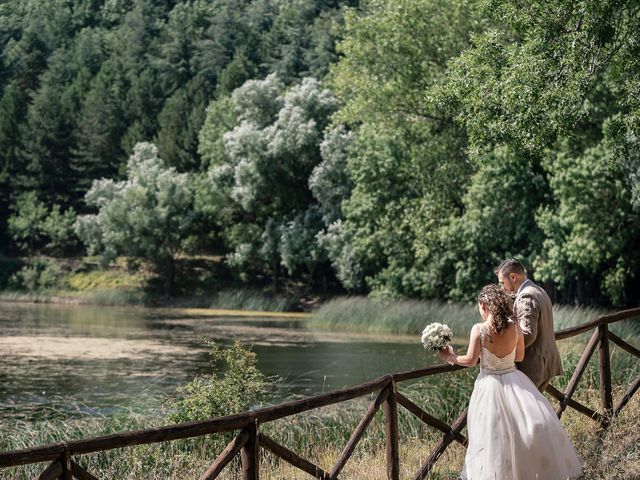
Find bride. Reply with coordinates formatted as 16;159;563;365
439;284;582;479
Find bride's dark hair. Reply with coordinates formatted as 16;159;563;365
477;284;514;334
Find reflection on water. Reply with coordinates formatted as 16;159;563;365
0;302;439;419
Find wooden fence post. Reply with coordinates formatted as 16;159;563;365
598;322;613;424
60;452;72;480
383;379;400;480
241;420;259;480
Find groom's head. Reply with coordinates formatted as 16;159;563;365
494;258;527;293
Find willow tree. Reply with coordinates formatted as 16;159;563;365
197;74;338;289
75;143;195;296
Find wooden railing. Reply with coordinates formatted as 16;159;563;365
1;307;639;480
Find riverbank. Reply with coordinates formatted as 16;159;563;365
0;286;622;334
0;255;306;311
2;255;634;337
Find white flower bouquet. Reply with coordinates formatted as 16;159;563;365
421;322;453;351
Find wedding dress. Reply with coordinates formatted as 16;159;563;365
461;324;582;480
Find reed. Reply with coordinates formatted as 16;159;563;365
208;289;299;312
310;296;638;338
309;296;476;335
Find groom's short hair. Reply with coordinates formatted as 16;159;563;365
494;258;526;276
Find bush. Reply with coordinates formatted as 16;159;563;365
169;341;270;423
8;258;67;291
0;256;21;289
167;341;275;454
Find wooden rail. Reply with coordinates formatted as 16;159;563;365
1;307;639;479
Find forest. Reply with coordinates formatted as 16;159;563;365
1;0;639;306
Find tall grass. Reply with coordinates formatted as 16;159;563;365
0;288;147;306
2;375;637;479
208;289;299;312
310;296;639;338
309;296;476;336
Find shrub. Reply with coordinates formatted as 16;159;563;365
8;258;67;291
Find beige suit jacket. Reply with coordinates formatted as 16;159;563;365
514;280;563;388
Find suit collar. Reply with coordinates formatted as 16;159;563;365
517;278;533;295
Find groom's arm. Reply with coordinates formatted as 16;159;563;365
516;292;539;348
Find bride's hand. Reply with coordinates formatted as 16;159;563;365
438;345;455;365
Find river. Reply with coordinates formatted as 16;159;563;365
0;302;439;420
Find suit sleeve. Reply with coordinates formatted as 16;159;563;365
516;292;539;348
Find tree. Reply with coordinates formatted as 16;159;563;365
0;82;28;248
439;0;640;160
444;147;548;300
71;58;127;193
197;74;337;287
7;191;48;256
75;142;195;296
329;0;483;298
19;48;80;206
535;123;640;305
438;0;640;303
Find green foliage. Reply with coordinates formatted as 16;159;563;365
169;341;269;424
8;258;67;291
75;142;195;295
2;0;638;305
7;191;77;256
432;0;640;303
197;74;338;286
7;191;48;254
0;256;21;289
535;128;640;305
329;0;484;299
444;146;548;300
0;0;353;252
437;0;640;159
41;205;78;254
67;267;143;291
325;0;640;304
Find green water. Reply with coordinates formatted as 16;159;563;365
0;302;439;420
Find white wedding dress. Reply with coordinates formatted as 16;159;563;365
461;324;582;480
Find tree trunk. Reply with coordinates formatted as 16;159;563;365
272;259;279;294
163;257;176;297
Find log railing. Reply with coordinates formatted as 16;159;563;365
1;307;638;480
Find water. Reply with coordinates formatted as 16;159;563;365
0;302;437;420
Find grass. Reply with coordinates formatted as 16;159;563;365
0;288;148;306
309;296;476;335
208;289;299;312
67;268;144;291
1;378;637;479
309;296;639;339
0;255;305;311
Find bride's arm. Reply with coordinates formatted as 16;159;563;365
438;324;481;367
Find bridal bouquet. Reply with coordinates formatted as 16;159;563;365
421;322;453;351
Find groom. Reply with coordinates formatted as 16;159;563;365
495;258;563;392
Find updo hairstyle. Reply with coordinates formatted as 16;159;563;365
477;284;514;334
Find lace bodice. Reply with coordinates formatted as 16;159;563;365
478;324;516;375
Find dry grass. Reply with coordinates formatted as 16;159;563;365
2;390;637;479
563;391;640;480
215;391;639;480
